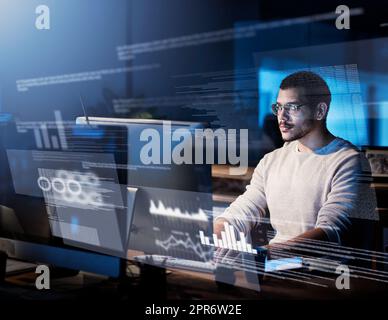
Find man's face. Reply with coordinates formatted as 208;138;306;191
276;88;316;142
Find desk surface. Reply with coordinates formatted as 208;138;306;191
156;267;388;300
3;261;388;301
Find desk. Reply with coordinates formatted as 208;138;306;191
3;262;388;301
128;249;388;300
163;268;388;300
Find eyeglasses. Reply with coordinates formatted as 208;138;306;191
271;103;307;116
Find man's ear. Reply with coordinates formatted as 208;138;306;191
316;102;328;120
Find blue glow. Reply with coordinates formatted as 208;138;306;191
70;216;79;234
72;128;104;138
265;257;303;272
0;113;12;122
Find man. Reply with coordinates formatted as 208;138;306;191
214;71;377;258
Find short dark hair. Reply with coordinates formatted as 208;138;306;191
280;71;331;109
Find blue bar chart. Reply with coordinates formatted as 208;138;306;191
199;222;257;254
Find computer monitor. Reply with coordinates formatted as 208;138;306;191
76;117;214;262
0;116;213;277
0;121;132;277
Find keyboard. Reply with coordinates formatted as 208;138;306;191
132;255;216;274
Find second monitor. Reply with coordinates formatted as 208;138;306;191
75;117;214;262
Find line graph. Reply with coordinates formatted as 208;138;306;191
155;234;212;261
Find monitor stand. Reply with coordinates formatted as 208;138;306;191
139;263;167;298
0;251;7;283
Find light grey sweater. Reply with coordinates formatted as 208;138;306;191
217;137;377;245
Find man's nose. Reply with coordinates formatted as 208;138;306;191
278;108;289;122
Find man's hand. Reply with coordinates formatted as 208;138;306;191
213;218;241;265
213;217;229;237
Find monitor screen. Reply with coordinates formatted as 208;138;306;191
75;117;214;262
0;122;130;259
